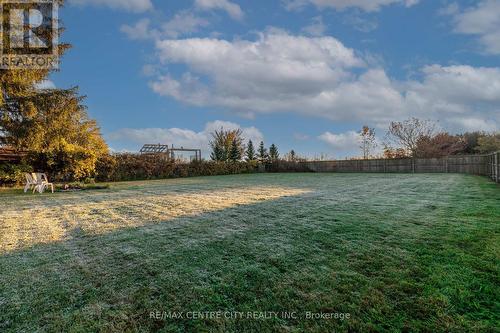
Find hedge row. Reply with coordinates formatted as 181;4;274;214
94;154;260;182
0;154;263;186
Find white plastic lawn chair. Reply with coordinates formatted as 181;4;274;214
34;172;54;194
23;173;38;193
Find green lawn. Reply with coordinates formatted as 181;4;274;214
1;173;499;332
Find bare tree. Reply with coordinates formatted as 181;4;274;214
359;126;377;159
386;118;436;157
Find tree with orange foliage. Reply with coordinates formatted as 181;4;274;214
383;146;408;159
414;133;466;158
359;126;376;160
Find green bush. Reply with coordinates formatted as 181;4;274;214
0;163;32;186
1;154;260;185
95;154;258;182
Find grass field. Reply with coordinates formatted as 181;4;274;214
1;173;499;332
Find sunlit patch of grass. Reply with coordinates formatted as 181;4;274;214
0;183;308;253
0;173;499;332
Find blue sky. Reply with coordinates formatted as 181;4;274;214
50;0;500;158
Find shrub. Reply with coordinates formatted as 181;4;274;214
95;154;259;182
476;134;500;154
0;163;32;186
1;155;280;186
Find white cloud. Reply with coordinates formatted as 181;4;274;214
152;30;366;118
108;121;264;155
195;0;244;20
148;30;499;133
319;131;360;151
407;65;500;106
121;12;210;41
68;0;153;12
445;0;500;55
120;1;243;42
150;68;405;127
302;16;327;36
162;11;210;38
404;65;500;131
150;31;403;124
318;129;384;158
284;0;419;12
121;18;154;40
448;117;498;133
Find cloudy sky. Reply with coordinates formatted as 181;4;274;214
53;0;500;158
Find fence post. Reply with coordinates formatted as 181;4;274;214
492;153;495;181
491;153;494;180
493;153;495;181
496;152;499;183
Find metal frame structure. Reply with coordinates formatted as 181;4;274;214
140;144;169;154
140;144;202;162
168;147;202;162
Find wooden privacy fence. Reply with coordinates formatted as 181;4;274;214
486;151;500;183
268;152;500;183
0;147;26;162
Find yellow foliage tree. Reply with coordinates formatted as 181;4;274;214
20;89;108;180
0;1;108;180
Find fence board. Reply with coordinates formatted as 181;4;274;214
269;152;500;183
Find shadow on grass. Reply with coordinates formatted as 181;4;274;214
0;177;499;333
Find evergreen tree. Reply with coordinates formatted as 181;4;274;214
269;144;279;161
289;150;296;161
0;4;107;180
209;127;243;162
230;139;242;161
245;140;256;161
210;144;224;161
1;0;71;146
258;141;268;162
